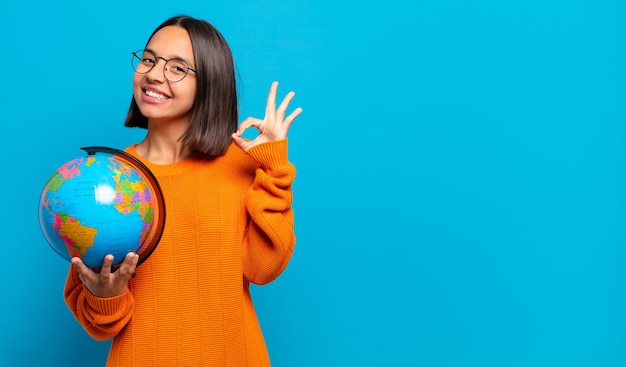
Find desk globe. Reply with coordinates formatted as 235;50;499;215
39;147;165;269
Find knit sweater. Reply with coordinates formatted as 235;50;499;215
64;139;296;367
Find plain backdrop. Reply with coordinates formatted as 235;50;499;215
1;0;626;366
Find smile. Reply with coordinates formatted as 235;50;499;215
144;89;169;100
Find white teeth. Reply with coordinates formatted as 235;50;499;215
145;89;168;100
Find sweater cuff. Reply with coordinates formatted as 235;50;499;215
246;139;291;171
84;286;132;316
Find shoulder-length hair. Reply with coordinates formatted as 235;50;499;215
124;15;238;156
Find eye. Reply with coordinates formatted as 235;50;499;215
167;60;188;75
141;56;156;66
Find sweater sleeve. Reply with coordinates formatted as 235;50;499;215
242;139;296;285
64;266;135;341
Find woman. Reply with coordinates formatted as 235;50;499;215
64;15;301;366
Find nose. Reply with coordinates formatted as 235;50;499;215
145;57;167;82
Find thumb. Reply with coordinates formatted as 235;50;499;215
231;133;246;149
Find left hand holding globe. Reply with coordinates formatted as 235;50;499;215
72;252;139;297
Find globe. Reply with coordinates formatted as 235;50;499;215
38;146;165;270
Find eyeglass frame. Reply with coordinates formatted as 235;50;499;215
131;49;197;83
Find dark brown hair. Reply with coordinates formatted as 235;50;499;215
124;15;238;156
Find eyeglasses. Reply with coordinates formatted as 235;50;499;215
131;50;196;83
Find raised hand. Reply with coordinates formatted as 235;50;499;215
232;81;302;151
71;252;139;298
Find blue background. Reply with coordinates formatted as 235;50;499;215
2;0;625;366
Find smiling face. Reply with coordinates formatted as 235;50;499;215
133;26;197;126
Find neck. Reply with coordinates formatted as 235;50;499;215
135;119;195;164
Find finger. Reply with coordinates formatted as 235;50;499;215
127;252;139;269
99;254;115;280
276;91;296;121
265;81;279;120
235;136;254;151
232;132;262;152
119;252;139;279
231;133;247;149
71;257;93;281
282;107;303;132
235;117;262;136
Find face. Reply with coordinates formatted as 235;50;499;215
133;26;197;125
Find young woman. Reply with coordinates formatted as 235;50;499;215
64;15;301;366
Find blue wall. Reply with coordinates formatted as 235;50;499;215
2;0;625;366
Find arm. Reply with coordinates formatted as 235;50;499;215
232;81;302;285
242;139;296;284
63;254;137;340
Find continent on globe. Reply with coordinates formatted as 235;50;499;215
53;213;98;258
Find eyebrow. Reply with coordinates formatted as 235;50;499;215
144;47;195;68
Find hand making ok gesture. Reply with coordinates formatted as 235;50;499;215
232;81;303;151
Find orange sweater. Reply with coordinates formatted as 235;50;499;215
64;140;296;366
